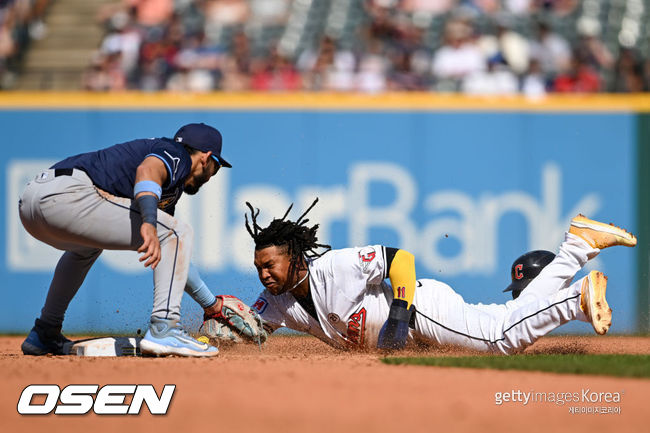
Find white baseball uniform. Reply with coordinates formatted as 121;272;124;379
252;233;598;354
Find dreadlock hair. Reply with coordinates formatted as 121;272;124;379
245;198;331;291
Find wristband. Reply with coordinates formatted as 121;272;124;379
134;180;162;199
387;301;413;322
136;194;158;226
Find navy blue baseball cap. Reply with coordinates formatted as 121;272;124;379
174;123;232;168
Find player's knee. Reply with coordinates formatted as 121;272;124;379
174;220;194;243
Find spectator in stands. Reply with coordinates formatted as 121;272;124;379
175;0;206;38
521;58;547;98
542;0;579;17
365;1;412;50
478;16;529;75
401;0;456;16
250;47;301;91
613;47;646;93
166;32;222;91
575;18;614;74
431;18;484;88
503;0;532;15
464;0;501;14
462;54;518;95
553;50;601;93
248;0;290;26
528;20;571;81
66;0;647;95
387;49;428;91
83;52;126;91
203;0;249;45
356;39;389;93
0;7;16;60
128;0;174;28
219;29;250;90
136;25;179;91
299;36;355;92
1;0;53;88
99;8;142;85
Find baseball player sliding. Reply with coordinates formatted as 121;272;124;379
204;199;637;354
19;123;229;357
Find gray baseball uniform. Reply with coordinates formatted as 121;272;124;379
20;137;198;327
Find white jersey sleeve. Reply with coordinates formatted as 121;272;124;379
328;244;389;288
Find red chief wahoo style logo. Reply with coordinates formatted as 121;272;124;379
346;308;367;346
358;247;376;273
514;264;524;280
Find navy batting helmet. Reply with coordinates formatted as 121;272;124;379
503;250;556;299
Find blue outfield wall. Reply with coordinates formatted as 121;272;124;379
0;109;638;334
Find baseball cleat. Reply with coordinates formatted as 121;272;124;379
140;317;219;357
21;318;71;355
569;214;637;249
580;271;612;335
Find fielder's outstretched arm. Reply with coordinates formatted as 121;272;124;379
185;262;219;310
377;248;416;350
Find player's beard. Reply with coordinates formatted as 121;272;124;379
184;168;212;195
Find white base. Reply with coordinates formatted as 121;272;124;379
63;337;142;357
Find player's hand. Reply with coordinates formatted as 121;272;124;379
377;300;414;350
138;223;161;269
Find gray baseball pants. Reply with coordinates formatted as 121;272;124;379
18;168;192;326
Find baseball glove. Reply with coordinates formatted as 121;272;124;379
200;295;268;345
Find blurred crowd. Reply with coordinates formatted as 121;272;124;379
5;0;650;94
0;0;49;88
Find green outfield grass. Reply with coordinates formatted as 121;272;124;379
382;354;650;378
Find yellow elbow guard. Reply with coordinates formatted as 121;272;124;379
388;249;416;308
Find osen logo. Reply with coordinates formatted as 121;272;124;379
17;384;175;415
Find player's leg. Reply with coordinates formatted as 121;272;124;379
487;280;586;353
464;231;597;318
412;277;592;354
149;217;192;320
486;270;611;353
19;169;216;356
514;232;598;303
20;171;109;354
21;247;102;355
510;215;635;303
40;248;103;325
412;280;506;353
81;183;217;356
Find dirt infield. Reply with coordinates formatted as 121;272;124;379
2;335;649;433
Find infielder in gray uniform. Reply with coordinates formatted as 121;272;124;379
19;123;228;357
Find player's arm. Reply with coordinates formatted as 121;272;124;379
377;247;416;350
386;248;416;308
185;262;221;315
134;156;168;270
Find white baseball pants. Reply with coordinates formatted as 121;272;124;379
412;233;598;354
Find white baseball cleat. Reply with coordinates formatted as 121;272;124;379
580;270;612;335
569;214;637;249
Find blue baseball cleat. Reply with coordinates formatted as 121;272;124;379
140;317;219;357
21;319;71;355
